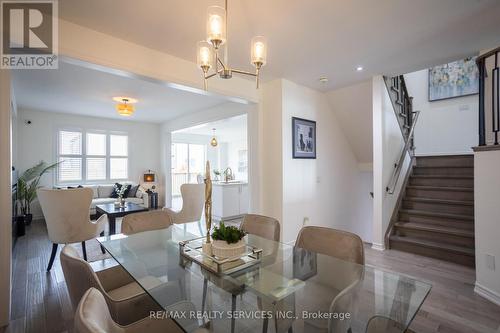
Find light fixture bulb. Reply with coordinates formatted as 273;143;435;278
207;6;226;47
251;36;267;67
197;41;213;71
356;66;364;72
210;128;218;147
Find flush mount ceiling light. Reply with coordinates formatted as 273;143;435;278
210;128;218;147
319;77;329;83
197;0;267;90
356;66;364;72
113;97;137;117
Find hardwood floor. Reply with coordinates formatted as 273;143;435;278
1;220;499;333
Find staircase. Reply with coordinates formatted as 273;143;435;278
389;155;475;267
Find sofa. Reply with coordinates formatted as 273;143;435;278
78;184;149;215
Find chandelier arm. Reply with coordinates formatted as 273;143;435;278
217;54;227;70
231;68;258;77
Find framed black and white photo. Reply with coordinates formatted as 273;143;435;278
292;117;316;159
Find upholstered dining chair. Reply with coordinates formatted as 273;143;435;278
295;226;365;265
240;214;289;333
37;188;107;271
122;210;173;235
74;288;208;333
295;226;365;333
241;214;280;241
163;183;205;236
61;244;162;326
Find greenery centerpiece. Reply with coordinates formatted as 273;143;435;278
210;222;247;259
16;161;59;225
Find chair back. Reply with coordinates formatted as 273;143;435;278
60;245;104;309
122;210;173;235
295;226;364;265
74;288;122;333
241;214;280;241
175;183;205;224
37;188;93;244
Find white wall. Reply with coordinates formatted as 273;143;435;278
372;76;410;250
258;79;372;244
404;69;478;155
17;109;162;218
226;139;248;181
326;80;373;164
474;148;500;306
0;69;12;327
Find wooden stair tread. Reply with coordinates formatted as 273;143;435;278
406;185;473;192
394;222;474;237
411;175;473;179
399;209;473;221
414;165;473;169
389;236;475;256
403;197;474;206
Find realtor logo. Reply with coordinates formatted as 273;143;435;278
1;0;58;69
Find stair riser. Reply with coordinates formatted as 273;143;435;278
410;177;473;188
399;212;473;229
406;188;474;201
394;227;475;248
390;240;475;267
416;156;474;168
403;201;474;216
413;167;473;176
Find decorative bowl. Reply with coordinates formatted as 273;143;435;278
211;239;246;259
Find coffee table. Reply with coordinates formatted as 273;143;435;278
95;202;149;235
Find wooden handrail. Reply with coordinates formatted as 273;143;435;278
476;46;500;63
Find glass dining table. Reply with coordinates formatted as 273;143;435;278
97;222;431;333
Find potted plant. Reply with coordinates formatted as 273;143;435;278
210;222;247;259
17;161;59;226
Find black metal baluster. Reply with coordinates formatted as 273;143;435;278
478;58;486;146
494;52;499;145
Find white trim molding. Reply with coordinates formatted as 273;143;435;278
371;242;385;251
475;282;500;306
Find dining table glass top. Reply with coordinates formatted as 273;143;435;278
98;222;431;333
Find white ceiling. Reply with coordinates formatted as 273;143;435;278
11;61;232;123
174;114;247;142
59;0;500;91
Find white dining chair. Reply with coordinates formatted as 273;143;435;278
37;188;107;271
122;210;172;235
74;288;208;333
164;183;205;236
61;244;162;326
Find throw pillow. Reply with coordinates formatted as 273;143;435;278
110;183;132;198
129;185;139;198
110;183;121;198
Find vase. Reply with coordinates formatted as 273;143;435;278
24;213;33;226
211;239;246;259
119;197;125;207
16;215;26;237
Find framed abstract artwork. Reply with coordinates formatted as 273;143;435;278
292;117;316;159
428;56;479;101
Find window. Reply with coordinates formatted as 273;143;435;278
171;143;206;196
57;130;128;184
58;131;82;182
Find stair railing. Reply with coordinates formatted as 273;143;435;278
477;46;500;146
386;110;420;194
383;75;420;194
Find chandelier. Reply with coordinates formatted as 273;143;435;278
197;0;267;90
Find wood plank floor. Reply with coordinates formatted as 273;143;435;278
1;220;499;333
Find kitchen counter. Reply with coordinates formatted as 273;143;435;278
212;182;249;220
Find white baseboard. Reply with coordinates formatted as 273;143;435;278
371;243;385;251
474;282;500;306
